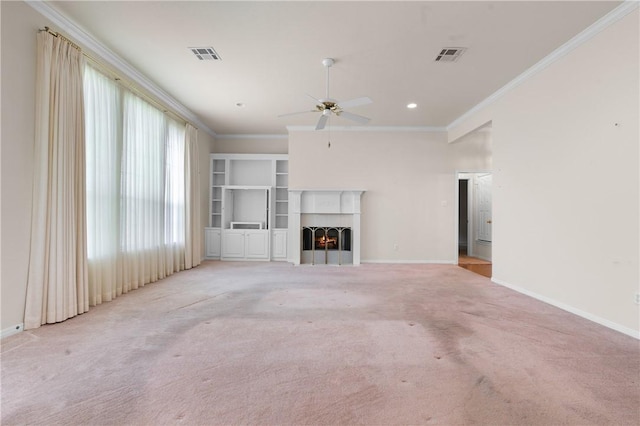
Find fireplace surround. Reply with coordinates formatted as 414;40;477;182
289;189;364;265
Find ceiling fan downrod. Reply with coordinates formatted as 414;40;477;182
322;58;334;100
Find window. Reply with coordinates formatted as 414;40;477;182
84;64;186;294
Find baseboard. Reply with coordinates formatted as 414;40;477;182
492;278;640;340
1;323;24;339
362;259;456;265
468;254;492;262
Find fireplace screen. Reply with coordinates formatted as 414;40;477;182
301;227;352;265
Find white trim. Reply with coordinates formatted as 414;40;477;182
27;0;217;138
362;259;456;265
286;125;447;133
492;278;640;340
216;134;288;140
211;153;288;161
1;323;24;339
447;0;639;131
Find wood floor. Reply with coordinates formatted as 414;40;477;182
458;252;492;278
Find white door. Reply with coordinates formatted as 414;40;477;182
246;231;269;259
476;174;492;242
222;230;245;258
204;228;221;258
272;230;288;260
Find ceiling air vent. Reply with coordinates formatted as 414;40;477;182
435;47;466;63
189;47;221;61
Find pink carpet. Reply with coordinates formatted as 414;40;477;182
2;261;638;424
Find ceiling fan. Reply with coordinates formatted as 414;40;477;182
279;58;372;130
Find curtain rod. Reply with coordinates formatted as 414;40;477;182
40;26;81;51
38;27;196;129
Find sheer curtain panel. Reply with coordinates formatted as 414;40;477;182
84;65;122;304
164;118;186;274
84;71;189;303
24;32;89;329
184;124;202;269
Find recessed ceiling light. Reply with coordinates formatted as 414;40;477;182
407;103;418;109
236;102;245;108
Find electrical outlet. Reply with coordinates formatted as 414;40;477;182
635;293;640;305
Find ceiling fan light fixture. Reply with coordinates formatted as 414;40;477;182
278;57;372;130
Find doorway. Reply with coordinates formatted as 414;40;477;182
458;179;469;255
457;172;492;278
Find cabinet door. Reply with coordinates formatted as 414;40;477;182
272;230;288;260
204;228;221;258
245;231;269;259
222;230;245;258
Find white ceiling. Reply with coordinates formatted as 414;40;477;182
49;1;621;136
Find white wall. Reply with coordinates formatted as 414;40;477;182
1;0;40;334
449;10;640;335
289;130;491;263
215;136;287;154
0;1;217;333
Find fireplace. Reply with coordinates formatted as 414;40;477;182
289;189;364;265
301;227;352;265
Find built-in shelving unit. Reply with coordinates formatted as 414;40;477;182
211;159;226;228
275;160;289;230
205;154;288;261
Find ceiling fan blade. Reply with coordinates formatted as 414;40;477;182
306;93;323;104
337;110;370;125
278;110;317;118
338;96;373;109
315;114;329;130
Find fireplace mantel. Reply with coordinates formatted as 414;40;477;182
289;189;365;265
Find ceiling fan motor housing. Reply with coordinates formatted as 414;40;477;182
322;58;335;67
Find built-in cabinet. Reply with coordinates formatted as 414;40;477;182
204;228;221;258
272;229;288;260
205;154;288;261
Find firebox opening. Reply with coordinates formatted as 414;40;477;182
301;227;352;265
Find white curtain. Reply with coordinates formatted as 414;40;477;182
120;93;167;289
84;68;188;304
184;124;201;269
163;117;186;274
24;32;89;329
84;65;121;304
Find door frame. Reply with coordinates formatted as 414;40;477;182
455;170;492;265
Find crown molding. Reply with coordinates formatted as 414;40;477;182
216;134;288;140
286;125;447;133
27;0;217;138
447;0;639;131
